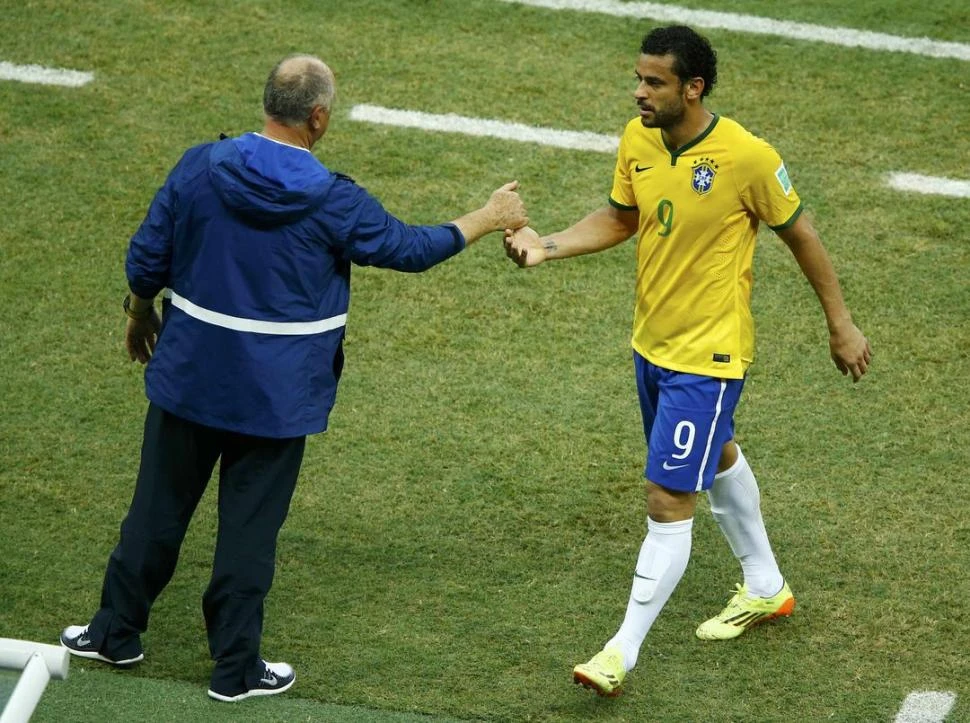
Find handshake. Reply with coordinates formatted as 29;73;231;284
464;180;548;268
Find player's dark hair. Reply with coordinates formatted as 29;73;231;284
263;54;334;126
640;25;718;98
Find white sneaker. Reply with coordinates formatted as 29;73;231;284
207;660;296;702
60;625;144;666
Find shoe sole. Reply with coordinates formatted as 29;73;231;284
60;645;144;667
573;670;622;698
207;676;296;702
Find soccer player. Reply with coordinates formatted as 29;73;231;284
504;25;871;697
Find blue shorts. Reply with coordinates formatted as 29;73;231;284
635;352;744;492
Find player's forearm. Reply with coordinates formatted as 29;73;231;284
541;207;634;260
804;261;853;333
780;223;853;332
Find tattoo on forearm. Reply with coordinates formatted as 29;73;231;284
542;238;558;254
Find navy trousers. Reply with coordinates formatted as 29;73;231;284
88;402;305;696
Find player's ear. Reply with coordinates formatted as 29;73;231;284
685;77;704;100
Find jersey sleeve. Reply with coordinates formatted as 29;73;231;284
739;139;802;230
609;125;638;210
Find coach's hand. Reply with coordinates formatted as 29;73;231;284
450;181;528;246
126;310;162;364
486;181;529;232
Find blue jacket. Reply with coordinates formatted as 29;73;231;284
126;133;466;438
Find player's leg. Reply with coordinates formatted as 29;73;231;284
604;366;740;669
711;441;784;597
574;358;739;696
696;440;794;640
203;432;304;701
62;404;219;665
574;488;696;697
601;484;696;663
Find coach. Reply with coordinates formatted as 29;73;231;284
60;53;527;702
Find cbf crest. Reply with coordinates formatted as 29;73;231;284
691;156;719;195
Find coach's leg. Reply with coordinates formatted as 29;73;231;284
88;404;219;660
203;433;305;697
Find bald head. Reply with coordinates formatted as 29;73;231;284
263;55;335;127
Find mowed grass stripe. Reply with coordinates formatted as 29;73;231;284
498;0;970;61
32;666;467;722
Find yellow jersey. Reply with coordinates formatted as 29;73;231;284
610;114;802;379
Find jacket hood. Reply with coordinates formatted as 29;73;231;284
208;133;335;226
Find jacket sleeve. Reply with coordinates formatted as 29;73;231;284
125;169;178;298
324;177;466;272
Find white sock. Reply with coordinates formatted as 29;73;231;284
707;445;784;598
605;517;693;671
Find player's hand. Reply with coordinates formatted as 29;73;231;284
126;310;162;364
504;226;547;267
829;322;871;382
487;181;529;231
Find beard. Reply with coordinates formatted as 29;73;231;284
640;99;686;129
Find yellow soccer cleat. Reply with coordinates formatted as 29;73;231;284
572;647;626;697
695;582;795;640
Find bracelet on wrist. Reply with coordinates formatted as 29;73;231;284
123;294;152;320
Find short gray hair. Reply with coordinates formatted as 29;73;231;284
263;55;335;126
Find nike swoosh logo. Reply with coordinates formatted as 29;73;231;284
635;165;653;173
77;635;91;647
261;674;278;686
662;461;689;471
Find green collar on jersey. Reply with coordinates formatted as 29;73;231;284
664;113;720;165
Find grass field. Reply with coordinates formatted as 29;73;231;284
2;0;969;721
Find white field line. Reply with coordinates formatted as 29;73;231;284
894;691;957;723
351;106;967;200
349;104;619;153
497;0;970;62
888;173;970;199
0;61;94;87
